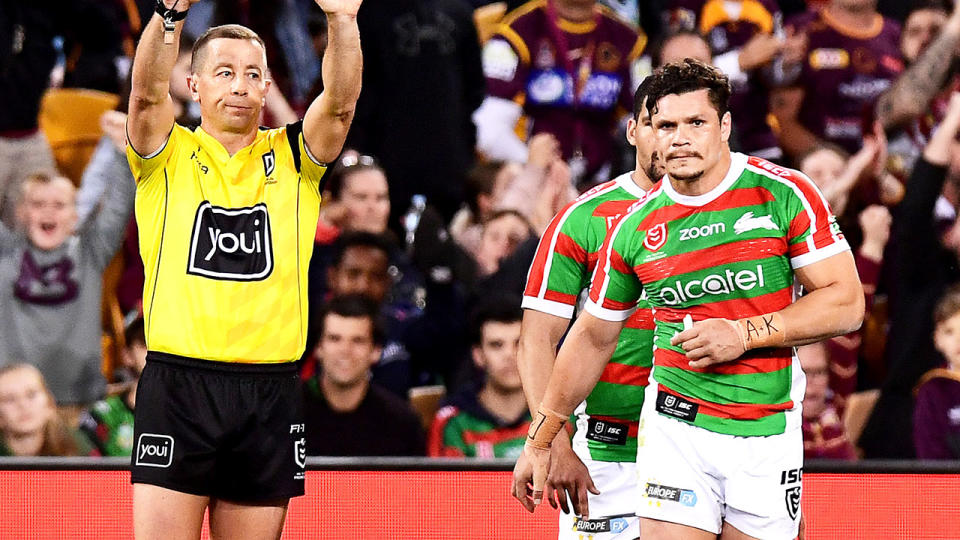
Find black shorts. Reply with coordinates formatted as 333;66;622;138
130;352;306;502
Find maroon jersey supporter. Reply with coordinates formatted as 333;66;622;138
478;0;645;181
787;8;903;154
668;0;784;158
914;369;960;459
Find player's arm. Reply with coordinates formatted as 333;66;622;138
673;251;864;368
127;0;197;156
302;0;363;164
876;3;960;129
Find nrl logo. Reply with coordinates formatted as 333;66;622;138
644;223;667;252
294;437;306;469
785;486;801;520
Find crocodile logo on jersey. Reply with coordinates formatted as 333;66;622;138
734;212;778;235
187;202;274;281
643;223;667;252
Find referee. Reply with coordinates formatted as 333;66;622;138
125;1;362;538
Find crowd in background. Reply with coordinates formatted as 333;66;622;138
2;0;960;463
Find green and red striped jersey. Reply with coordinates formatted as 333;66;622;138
587;153;849;437
427;393;531;459
523;172;653;462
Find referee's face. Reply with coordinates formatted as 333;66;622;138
189;38;270;135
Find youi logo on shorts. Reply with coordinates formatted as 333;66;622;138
187;202;274;281
135;434;174;468
658;264;765;306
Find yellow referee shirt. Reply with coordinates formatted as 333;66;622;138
127;122;326;363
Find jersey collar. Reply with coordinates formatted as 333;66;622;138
194;126;266;163
612;170;648;198
661;151;747;207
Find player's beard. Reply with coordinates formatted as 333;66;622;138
645;151;665;181
669;167;705;181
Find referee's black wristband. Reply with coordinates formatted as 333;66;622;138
155;0;189;26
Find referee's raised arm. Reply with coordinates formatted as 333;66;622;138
302;0;364;164
127;0;198;157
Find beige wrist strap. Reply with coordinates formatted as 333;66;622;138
526;406;567;450
734;313;786;350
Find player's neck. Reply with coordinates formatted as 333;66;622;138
669;149;732;197
630;168;656;192
826;3;876;28
199;121;259;156
478;385;528;424
322;376;369;413
554;0;596;22
4;431;44;456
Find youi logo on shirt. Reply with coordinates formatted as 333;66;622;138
187;202;274;281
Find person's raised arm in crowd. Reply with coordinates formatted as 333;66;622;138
876;2;960;130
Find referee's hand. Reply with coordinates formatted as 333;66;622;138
314;0;363;16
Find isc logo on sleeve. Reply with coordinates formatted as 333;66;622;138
187;202;274;281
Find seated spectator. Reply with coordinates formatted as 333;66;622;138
314;231;469;398
0;364;93;456
428;297;529;458
0;169;134;406
450;160;515;257
302;295;425;456
656;29;712;65
474;210;534;279
77;317;144;457
800;342;857;460
913;285;960;459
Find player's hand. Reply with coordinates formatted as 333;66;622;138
671;318;745;369
315;0;363;17
543;435;599;518
511;442;552;511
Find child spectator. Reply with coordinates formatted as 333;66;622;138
0;364;93;456
77;317;145;457
913;285;960;459
428;297;529;458
800;342;858;460
0;169;134;406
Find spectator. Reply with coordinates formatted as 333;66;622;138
0;364;93;456
428;297;529;458
77;317;145;457
348;0;485;222
655;29;712;65
860;92;960;458
474;209;534;279
913;285;960;459
0;170;134;406
665;0;796;161
316;231;469;398
774;0;903;159
302;294;425;456
450;160;517;257
877;1;956;177
800;342;858;460
475;0;647;186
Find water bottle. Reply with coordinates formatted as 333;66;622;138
402;194;427;254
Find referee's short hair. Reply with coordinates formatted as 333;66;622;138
315;294;386;347
191;24;267;72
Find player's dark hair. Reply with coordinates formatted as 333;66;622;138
330;231;395;267
316;294;386;346
469;295;523;346
645;58;731;119
191;24;267;72
632;74;656;121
